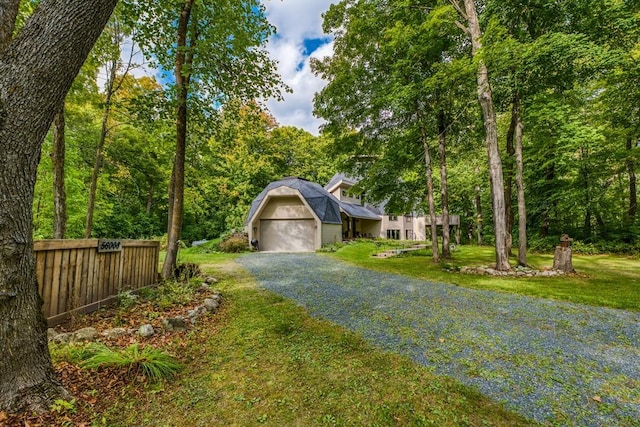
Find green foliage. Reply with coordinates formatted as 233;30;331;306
116;290;139;309
50;398;77;415
81;343;182;381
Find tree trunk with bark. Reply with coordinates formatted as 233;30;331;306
504;98;517;253
0;0;117;413
419;121;440;263
513;96;527;266
162;0;195;279
85;49;118;239
52;103;67;239
627;136;637;223
438;109;450;258
0;0;19;53
460;0;510;270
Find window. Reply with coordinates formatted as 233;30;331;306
341;190;347;196
387;229;400;240
388;215;398;221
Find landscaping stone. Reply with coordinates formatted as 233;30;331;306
203;298;220;313
47;328;58;341
73;327;97;342
187;305;207;323
162;317;187;331
205;276;218;284
138;324;155;337
101;327;128;340
51;332;73;344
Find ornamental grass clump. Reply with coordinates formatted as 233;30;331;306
81;343;182;381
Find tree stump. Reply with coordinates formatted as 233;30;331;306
553;246;575;273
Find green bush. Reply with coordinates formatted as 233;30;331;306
81;343;182;381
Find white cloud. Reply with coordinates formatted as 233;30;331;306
262;0;337;135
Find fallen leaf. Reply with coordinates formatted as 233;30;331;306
592;395;602;403
0;412;7;422
438;338;445;343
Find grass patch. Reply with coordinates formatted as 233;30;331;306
101;257;532;426
328;241;640;311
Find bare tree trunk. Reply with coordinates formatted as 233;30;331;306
147;179;155;216
459;0;510;270
162;0;195;279
475;166;483;245
0;0;117;413
438;109;450;258
52;103;67;239
627;136;637;222
513;97;527;266
504;98;517;253
0;0;19;53
84;42;118;239
419;121;440;262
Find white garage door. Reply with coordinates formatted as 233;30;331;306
260;219;315;252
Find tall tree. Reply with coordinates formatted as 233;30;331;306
130;0;282;279
85;14;137;238
0;0;118;412
51;103;67;239
450;0;510;270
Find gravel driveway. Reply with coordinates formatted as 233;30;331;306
236;253;640;426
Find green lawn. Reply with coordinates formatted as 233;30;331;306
328;240;640;311
101;255;532;426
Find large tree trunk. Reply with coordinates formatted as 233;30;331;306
513;96;527;266
627;136;637;223
162;0;195;279
85;53;118;239
438;109;451;258
461;0;510;270
52;103;67;239
419;121;440;263
0;0;117;413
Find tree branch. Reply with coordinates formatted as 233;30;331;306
0;0;20;54
448;0;468;21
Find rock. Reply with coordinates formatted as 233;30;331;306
138;324;155;337
205;276;218;284
187;305;207;323
73;327;97;342
485;268;496;275
52;332;73;344
102;327;128;340
204;298;220;313
477;268;487;274
162;317;187;331
47;328;58;341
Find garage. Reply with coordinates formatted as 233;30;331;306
245;177;343;252
260;219;315;252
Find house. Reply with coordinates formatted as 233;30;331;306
323;173;426;241
245;174;428;252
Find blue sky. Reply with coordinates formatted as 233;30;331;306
262;0;337;135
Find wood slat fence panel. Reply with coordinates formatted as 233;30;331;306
34;239;160;326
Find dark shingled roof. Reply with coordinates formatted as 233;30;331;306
246;177;342;225
340;202;382;220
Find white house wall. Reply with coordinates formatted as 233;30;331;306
321;224;342;246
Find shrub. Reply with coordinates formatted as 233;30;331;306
219;235;249;253
81;343;182;381
116;290;139;309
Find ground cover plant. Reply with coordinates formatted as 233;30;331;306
237;252;640;426
329;240;640;311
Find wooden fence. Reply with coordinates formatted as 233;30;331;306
34;239;160;326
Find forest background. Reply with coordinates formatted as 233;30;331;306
33;0;640;257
